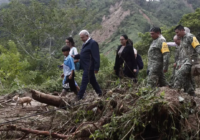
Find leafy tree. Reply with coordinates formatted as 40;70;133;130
0;41;29;89
179;8;200;39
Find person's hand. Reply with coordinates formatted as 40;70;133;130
173;63;176;68
61;74;64;78
163;69;168;73
69;74;72;80
71;55;75;58
133;69;137;73
94;71;98;74
147;70;150;75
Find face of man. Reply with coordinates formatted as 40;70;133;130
150;31;159;40
175;29;185;38
80;34;89;42
174;37;181;46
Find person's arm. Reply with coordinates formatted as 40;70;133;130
191;36;200;54
90;41;100;72
114;46;120;72
73;47;78;55
73;47;79;63
68;58;75;79
74;59;79;63
174;47;179;62
74;54;80;59
167;42;177;47
161;42;170;72
129;46;137;71
133;48;137;58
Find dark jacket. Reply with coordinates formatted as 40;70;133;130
114;44;137;78
74;38;100;71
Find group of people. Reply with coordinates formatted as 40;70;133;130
147;25;200;96
61;30;102;100
61;25;200;101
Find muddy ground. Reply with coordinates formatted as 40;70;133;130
0;87;200;140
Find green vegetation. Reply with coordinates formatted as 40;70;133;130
99;0;199;60
0;0;200;94
1;1;200;140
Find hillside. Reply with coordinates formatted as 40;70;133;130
0;0;8;5
83;0;200;60
1;1;200;139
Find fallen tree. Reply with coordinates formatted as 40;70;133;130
0;125;69;139
31;90;66;108
1;86;200;140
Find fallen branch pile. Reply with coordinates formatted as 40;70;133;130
0;125;68;139
1;86;200;140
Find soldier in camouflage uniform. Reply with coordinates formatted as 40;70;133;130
147;27;170;88
167;35;181;87
174;25;200;96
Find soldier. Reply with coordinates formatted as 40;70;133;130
147;27;170;87
168;35;181;86
174;25;200;96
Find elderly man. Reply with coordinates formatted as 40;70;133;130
167;35;181;86
74;30;102;100
173;25;200;96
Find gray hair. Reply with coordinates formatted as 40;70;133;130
173;35;178;40
184;27;190;34
79;30;90;36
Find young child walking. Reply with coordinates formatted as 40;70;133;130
60;46;77;96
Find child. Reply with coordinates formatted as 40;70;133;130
60;46;77;96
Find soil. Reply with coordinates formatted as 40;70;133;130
91;0;131;44
0;86;200;139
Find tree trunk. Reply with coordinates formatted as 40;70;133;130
31;90;66;108
0;125;68;139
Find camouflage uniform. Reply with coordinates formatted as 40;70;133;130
169;44;180;87
147;36;170;87
174;33;200;95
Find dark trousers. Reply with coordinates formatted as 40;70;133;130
78;70;102;98
64;74;77;93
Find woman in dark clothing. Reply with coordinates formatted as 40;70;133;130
114;35;137;79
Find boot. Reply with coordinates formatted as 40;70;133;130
188;91;196;97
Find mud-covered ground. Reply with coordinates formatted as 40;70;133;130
0;87;200;140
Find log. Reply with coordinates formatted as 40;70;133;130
0;125;68;139
31;90;66;108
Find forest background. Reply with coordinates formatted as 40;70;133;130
0;0;200;94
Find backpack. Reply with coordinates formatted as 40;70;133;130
136;54;143;70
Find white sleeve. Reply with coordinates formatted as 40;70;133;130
167;42;176;47
73;47;78;55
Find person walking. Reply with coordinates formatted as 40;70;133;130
74;30;102;100
147;27;170;88
173;25;200;96
60;46;77;96
114;35;137;80
65;37;80;91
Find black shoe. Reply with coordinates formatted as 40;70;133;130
98;93;102;97
189;92;196;97
74;95;81;101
